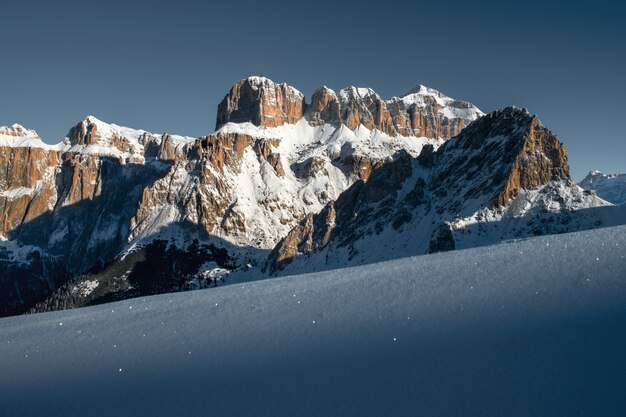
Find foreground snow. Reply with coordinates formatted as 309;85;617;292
1;226;626;416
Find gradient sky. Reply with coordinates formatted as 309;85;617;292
1;0;624;180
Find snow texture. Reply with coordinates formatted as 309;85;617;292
1;225;625;417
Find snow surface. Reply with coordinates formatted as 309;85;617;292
1;226;626;417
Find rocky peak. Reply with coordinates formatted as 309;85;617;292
66;116;101;146
215;76;306;130
216;76;483;140
579;170;626;205
430;106;570;213
268;106;584;274
306;86;341;126
0;124;42;139
307;82;482;139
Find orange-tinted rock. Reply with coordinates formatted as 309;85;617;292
0;146;59;235
495;116;570;207
254;139;284;177
306;87;341;126
216;77;305;129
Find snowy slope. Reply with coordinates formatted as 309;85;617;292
1;226;626;417
0;125;60;150
580;170;626;205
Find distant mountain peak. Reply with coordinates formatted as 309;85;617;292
402;83;443;97
579;170;626;205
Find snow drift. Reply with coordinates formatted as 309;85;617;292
1;225;626;416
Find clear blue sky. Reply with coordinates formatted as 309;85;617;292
1;0;624;180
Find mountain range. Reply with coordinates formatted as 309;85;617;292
1;76;624;316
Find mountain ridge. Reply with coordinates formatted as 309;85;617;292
1;76;623;317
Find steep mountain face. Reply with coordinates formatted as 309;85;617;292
269;107;618;274
1;77;622;316
1;77;483;316
216;77;306;129
0;125;61;235
579;171;626;205
217;77;482;139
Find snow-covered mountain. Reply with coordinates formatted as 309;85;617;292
268;107;623;274
1;76;623;316
579;170;626;205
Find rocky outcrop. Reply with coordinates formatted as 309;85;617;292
306;87;341;126
268;107;596;274
269;152;414;270
254;139;284;177
306;84;483;139
216;77;306;129
217;77;482;140
0;127;60;235
429;107;570;215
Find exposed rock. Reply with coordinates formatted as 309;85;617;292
217;78;482;140
305;84;482;139
254;139;284;177
428;223;456;253
0;137;59;235
268;107;597;274
430;107;570;214
270;151;413;270
306;87;341;126
216;77;306;129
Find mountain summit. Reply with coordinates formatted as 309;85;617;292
216;76;483;138
0;76;622;316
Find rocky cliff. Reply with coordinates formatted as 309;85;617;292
216;77;483;140
216;77;306;129
268;107;614;274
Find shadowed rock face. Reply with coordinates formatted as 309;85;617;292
429;107;570;213
216;77;306;129
269;152;415;269
268;107;577;272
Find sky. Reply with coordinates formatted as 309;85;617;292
1;0;624;180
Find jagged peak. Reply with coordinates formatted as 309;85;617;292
402;83;445;98
0;123;42;140
216;76;306;130
233;76;304;97
338;86;380;100
0;124;58;150
82;115;107;126
313;85;337;95
582;170;625;181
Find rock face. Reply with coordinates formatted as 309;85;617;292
0;126;60;235
269;107;612;273
428;107;570;213
306;84;483;139
217;77;483;141
216;77;306;129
